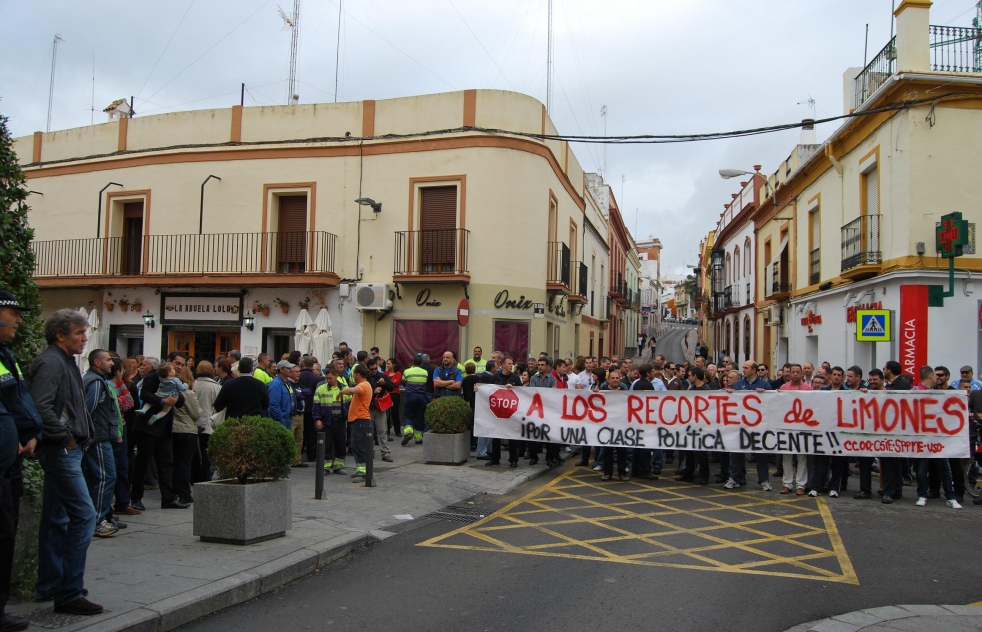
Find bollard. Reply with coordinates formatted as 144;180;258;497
315;431;325;500
365;425;376;487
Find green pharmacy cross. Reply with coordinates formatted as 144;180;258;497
929;211;968;306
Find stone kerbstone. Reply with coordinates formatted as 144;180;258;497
423;432;470;465
192;478;292;544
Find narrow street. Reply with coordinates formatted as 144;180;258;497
654;324;698;365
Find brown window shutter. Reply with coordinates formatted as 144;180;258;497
277;195;308;268
419;186;457;272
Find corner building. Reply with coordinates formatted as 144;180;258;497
16;90;618;364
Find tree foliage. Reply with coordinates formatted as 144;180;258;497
0;113;43;363
208;416;296;483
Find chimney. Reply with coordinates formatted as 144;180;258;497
800;118;817;145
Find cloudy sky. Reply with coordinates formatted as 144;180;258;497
2;0;978;271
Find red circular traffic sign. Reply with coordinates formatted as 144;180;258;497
457;298;470;327
488;389;520;419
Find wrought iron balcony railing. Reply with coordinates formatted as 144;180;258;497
841;215;882;272
394;229;469;277
32;231;338;278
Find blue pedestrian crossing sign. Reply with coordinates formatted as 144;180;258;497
856;309;891;341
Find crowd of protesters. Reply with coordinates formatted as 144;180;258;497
2;293;981;624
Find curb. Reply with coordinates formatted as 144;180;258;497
62;462;557;632
784;604;982;632
67;532;375;632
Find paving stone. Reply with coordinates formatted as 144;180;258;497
832;611;886;626
810;618;861;632
898;605;958;617
149;571;261;632
863;606;918;622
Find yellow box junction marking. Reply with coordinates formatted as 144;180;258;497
420;468;858;584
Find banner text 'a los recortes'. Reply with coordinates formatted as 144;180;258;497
475;387;969;458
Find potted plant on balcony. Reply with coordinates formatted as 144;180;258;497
131;298;142;312
297;296;310;310
117;296;130;312
104;296;115;312
275;297;290;314
252;301;270;317
194;415;295;544
422;395;471;465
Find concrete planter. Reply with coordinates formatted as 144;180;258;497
193;478;292;545
423;432;470;465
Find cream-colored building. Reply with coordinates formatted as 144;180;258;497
748;0;982;373
16;89;629;366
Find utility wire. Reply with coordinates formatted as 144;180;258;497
136;0;196;100
446;0;515;89
143;0;272;104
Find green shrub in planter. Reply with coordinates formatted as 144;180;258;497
208;416;295;483
424;396;472;434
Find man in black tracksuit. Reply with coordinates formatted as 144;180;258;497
132;353;187;510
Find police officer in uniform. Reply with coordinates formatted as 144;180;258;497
0;290;43;631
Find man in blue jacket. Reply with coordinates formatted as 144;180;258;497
268;361;300;465
723;360;773;491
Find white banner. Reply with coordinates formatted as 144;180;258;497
474;386;970;458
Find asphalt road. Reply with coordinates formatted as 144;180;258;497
179;463;982;632
653;324;697;365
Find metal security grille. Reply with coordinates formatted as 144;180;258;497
426;505;491;524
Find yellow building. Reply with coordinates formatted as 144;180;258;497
16;90;622;366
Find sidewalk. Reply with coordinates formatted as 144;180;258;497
11;442;559;632
786;604;982;631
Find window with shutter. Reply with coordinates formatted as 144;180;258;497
277;195;308;272
122;201;144;275
863;166;879;253
419;186;457;273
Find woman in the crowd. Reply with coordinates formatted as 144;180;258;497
171;366;203;506
216;357;234;386
192;361;222;482
385;358;403;439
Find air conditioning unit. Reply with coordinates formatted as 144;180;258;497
766;305;783;327
353;283;391;311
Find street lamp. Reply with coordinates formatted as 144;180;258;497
355;197;382;213
243;313;255;331
142;310;156;329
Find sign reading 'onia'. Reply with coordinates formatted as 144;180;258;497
162;294;242;322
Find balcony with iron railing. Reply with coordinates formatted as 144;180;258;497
722;285;737;310
809;249;821;286
853;25;982;110
569;262;588;302
771;263;791;298
546;241;571;292
31;231;339;288
840;214;883;279
393;228;470;282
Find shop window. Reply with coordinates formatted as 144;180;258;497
393;320;460;371
493;320;530;363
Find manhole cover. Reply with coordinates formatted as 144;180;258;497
30;608;110;629
426;505;492;524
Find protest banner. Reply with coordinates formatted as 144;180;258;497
474;386;970;458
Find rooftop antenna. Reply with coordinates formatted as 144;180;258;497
279;1;301;105
90;52;95;125
546;0;553;115
601;105;608;180
334;0;342;102
46;34;63;133
797;95;816;119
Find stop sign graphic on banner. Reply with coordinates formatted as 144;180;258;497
488;389;520;419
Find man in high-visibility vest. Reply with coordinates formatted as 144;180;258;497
401;354;429;446
465;347;487;373
0;290;43;628
312;367;347;473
